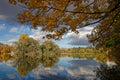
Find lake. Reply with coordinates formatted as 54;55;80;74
0;57;101;80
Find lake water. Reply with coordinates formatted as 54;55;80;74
0;57;100;80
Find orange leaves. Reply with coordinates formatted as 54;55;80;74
19;34;39;45
0;45;12;54
17;13;26;24
9;0;120;40
27;0;47;8
90;14;101;19
69;18;78;31
24;11;33;19
17;10;33;24
51;0;68;10
32;16;39;29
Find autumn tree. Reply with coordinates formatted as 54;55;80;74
88;1;120;62
0;45;13;54
41;40;60;54
8;0;120;39
13;34;40;56
39;40;60;66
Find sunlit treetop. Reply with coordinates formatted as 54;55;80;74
8;0;120;39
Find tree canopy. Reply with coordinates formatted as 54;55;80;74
8;0;120;39
13;34;40;56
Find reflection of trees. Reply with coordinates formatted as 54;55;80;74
39;40;60;67
0;54;12;62
95;52;120;80
95;63;120;80
13;53;59;76
95;53;108;62
40;53;59;68
13;54;40;76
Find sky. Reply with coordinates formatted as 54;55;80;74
0;0;94;48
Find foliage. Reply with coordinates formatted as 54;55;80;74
0;45;13;54
40;54;59;67
61;46;94;54
8;0;120;39
0;54;12;62
13;34;40;56
88;0;120;50
0;43;13;61
95;53;108;62
88;13;120;49
13;54;40;76
41;40;61;54
95;63;120;80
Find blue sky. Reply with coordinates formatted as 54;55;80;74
0;0;93;48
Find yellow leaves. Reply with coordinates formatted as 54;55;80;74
27;0;47;8
17;14;26;24
52;0;68;10
24;11;33;19
9;0;120;40
61;14;72;23
32;17;39;29
90;14;101;19
19;34;39;45
19;34;29;44
69;18;78;31
0;45;12;54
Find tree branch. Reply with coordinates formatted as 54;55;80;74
83;15;108;27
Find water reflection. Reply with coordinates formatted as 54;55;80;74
27;57;99;80
13;55;40;76
40;54;59;68
0;53;120;80
13;53;59;76
95;63;120;80
0;54;12;62
94;56;120;80
0;57;99;80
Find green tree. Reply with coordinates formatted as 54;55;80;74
13;34;40;56
41;40;60;54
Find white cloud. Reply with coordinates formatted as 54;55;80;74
30;29;52;43
7;38;18;45
9;27;18;33
0;25;5;31
63;26;94;46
